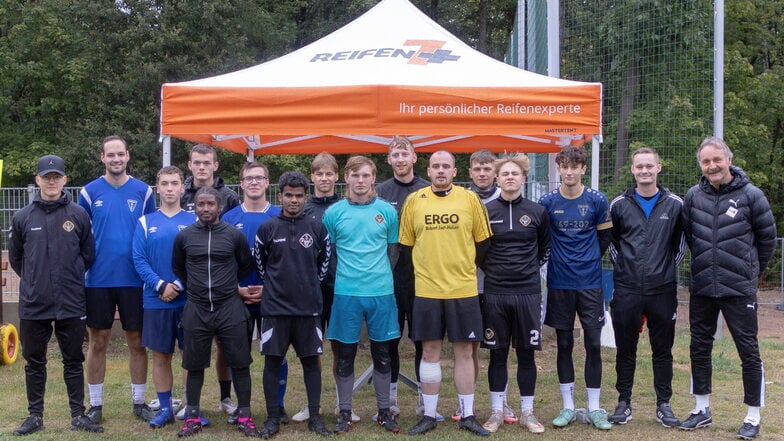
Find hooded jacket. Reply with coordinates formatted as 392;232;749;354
180;176;240;216
682;166;777;298
9;191;95;320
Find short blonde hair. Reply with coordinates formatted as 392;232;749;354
494;153;530;176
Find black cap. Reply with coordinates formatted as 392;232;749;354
37;155;65;176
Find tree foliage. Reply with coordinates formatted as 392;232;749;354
0;0;515;187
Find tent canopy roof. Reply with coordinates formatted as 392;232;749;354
160;0;602;155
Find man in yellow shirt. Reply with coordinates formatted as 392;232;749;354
400;150;492;436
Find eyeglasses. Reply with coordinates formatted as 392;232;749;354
242;175;268;183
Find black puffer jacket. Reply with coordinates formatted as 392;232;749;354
682;166;777;298
9;191;95;320
609;186;686;295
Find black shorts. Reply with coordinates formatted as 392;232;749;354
259;316;324;358
85;287;143;331
411;296;483;343
482;293;543;350
181;298;253;371
544;287;605;331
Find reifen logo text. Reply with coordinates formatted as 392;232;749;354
310;40;460;65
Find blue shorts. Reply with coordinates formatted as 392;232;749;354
142;308;184;354
326;294;400;343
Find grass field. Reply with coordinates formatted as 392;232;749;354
1;319;783;441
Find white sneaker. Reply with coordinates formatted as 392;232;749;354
219;397;237;414
291;406;321;423
175;406;187;420
503;402;518;423
335;406;360;422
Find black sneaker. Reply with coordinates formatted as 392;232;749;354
13;415;44;436
85;405;103;424
679;408;712;430
134;403;155;421
307;416;332;436
70;415;104;433
279;407;290;425
334;409;353;434
408;416;437;436
609;401;632;424
227;409;240;425
177;417;203;437
656;402;681;428
737;421;760;440
376;409;400;433
458;415;490;436
238;416;262;438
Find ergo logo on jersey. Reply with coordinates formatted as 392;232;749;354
310;40;460;65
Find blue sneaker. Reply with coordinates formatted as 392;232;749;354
150;408;174;428
200;414;210;427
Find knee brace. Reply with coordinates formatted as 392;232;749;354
419;360;441;384
371;341;392;375
335;342;358;378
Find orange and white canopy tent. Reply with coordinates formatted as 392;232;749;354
159;0;602;156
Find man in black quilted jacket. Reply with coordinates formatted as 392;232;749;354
679;136;776;440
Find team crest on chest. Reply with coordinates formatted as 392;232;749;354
299;233;314;248
519;215;531;227
178;225;188;231
374;213;385;224
127;199;138;212
62;220;75;232
578;204;589;217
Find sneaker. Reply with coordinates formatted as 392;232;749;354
220;397;238;414
70;415;104;433
520;411;545;434
415;405;445;422
292;406;310;423
588;409;612;430
134;403;156;421
459;415;490;436
656;402;681;428
85;405;103;424
177;418;202;437
238;416;262;438
277;408;289;425
199;414;210;427
334;409;353;434
376;409;400;433
503;402;518;423
175;406;186;421
451;407;462;422
737;421;760;440
552;408;576;427
13;415;44;436
308;416;332;436
333;405;359;423
407;416;438;436
150;407;175;428
227;409;240;425
482;409;503;433
608;401;632;425
148;398;181;411
679;408;712;431
390;399;401;417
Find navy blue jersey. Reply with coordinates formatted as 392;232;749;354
538;186;611;290
79;176;156;287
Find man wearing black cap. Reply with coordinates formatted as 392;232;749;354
9;155;103;435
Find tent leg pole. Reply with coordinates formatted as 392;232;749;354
590;136;599;190
162;135;171;167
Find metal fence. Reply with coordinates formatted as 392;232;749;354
1;185;783;310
